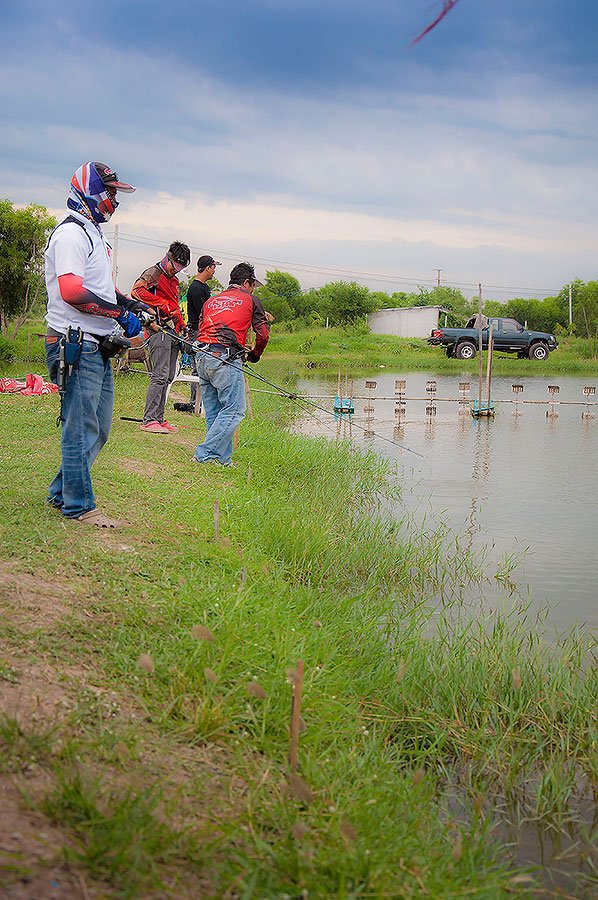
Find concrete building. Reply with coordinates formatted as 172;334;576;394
368;305;445;338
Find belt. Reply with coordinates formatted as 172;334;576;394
198;343;232;357
46;327;100;344
46;327;64;343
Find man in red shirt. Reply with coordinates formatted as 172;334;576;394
192;262;269;466
132;241;190;433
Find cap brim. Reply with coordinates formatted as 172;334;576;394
107;180;136;193
253;278;264;287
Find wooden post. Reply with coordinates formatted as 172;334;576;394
245;376;253;420
485;322;494;406
477;283;484;413
288;659;305;772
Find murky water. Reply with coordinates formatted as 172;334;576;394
295;371;597;635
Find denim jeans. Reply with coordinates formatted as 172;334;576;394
45;338;114;518
193;351;245;465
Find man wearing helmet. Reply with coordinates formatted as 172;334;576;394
44;161;149;528
132;241;191;434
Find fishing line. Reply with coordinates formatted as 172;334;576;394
131;324;426;458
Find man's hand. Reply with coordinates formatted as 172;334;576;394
136;308;156;327
246;349;261;363
116;310;143;338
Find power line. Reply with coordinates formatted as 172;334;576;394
107;230;563;297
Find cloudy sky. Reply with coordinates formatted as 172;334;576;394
1;0;597;300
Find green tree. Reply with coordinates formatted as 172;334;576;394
573;281;598;338
256;270;305;322
316;280;378;325
484;295;568;333
0;200;56;337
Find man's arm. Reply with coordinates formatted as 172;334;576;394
247;295;270;362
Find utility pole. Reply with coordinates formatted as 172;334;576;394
569;282;573;328
435;268;442;288
112;223;119;288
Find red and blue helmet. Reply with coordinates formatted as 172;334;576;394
67;161;135;224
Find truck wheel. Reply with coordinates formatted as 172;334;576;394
456;341;477;360
528;342;548;360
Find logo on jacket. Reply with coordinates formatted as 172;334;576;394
210;296;244;312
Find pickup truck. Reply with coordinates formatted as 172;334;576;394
428;316;558;360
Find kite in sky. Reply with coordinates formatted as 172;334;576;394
411;0;461;45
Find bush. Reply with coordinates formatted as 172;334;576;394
0;335;15;365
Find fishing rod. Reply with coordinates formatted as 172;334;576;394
136;322;425;459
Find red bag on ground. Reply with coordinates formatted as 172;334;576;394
0;378;27;393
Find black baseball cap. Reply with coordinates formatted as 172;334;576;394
197;255;222;270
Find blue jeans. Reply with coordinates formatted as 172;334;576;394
45;338;114;518
193;351;245;465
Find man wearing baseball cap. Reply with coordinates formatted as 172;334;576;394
192;262;269;467
186;255;222;409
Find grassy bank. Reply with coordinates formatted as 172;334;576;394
4;320;598;378
0;367;596;898
266;326;598;377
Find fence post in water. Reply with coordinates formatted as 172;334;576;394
425;380;437;416
458;381;470;416
547;385;560;418
485;323;494;411
512;384;524;416
288;660;305;772
582;385;596;419
477;283;484;413
364;380;376;413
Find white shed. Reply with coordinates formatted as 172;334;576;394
368;306;444;338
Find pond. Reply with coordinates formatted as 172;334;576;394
294;370;598;635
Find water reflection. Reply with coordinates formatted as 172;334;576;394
295;371;598;634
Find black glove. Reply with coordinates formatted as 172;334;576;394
246;349;260;363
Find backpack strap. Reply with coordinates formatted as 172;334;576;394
46;216;94;256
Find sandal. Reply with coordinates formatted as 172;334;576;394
76;509;123;529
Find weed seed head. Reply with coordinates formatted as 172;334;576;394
288;773;315;804
246;682;267;700
137;653;155;673
191;625;215;641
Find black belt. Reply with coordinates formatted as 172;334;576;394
197;343;234;357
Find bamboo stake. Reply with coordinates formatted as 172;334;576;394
485;322;494;406
245;376;253;420
213;500;219;538
288;659;305;771
477;283;483;413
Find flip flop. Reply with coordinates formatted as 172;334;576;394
76;509;124;528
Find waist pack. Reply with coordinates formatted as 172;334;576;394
96;333;131;359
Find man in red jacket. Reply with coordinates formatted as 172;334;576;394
132;241;190;433
192;262;269;466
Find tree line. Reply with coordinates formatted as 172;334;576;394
2;199;597;342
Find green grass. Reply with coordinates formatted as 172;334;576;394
0;365;596;897
4;319;598;378
265;325;598;376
